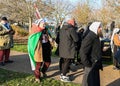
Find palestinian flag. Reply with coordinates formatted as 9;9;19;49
28;32;42;70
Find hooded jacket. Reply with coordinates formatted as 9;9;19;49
80;22;103;70
59;23;79;59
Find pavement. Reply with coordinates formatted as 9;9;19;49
0;51;120;86
0;51;83;84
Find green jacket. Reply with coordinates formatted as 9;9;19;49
0;24;14;50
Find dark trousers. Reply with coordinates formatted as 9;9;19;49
82;67;100;86
34;62;51;79
59;58;63;73
0;49;10;62
61;58;71;76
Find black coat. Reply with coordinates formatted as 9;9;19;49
59;23;79;59
80;31;102;70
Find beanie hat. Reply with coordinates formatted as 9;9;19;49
1;17;8;21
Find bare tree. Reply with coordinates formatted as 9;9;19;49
102;0;120;26
50;0;74;25
72;2;91;25
0;0;54;29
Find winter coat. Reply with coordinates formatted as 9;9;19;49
0;24;14;50
80;31;103;70
59;23;79;59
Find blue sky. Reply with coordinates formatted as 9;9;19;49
69;0;102;9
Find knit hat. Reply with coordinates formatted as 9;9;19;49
1;17;8;21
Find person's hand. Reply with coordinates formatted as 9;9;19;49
9;30;15;35
103;46;109;51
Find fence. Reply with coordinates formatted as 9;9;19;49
14;38;28;45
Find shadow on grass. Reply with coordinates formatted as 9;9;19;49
0;52;83;85
0;68;32;84
47;63;84;82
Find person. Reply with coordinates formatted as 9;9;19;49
110;21;115;33
76;27;84;64
28;18;52;82
80;22;103;86
111;28;120;69
0;17;15;66
59;18;79;82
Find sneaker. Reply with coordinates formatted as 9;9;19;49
43;73;47;77
113;66;120;70
60;75;71;82
0;62;5;66
5;60;14;63
35;78;40;83
60;73;63;79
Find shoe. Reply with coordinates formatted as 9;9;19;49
0;62;5;66
60;73;63;79
35;78;40;83
5;60;14;63
113;66;120;70
43;73;47;77
60;75;71;82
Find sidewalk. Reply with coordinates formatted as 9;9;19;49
0;51;120;86
0;51;83;84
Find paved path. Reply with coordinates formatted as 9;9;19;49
0;51;83;84
0;51;120;86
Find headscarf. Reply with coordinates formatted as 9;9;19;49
30;18;46;34
110;28;120;52
89;22;101;35
34;18;46;26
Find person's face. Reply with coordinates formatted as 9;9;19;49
1;20;7;24
97;27;103;38
38;22;45;29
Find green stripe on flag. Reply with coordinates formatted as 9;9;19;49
28;32;42;70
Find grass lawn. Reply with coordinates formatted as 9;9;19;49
0;68;80;86
11;44;57;57
11;44;28;53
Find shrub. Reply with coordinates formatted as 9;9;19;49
11;25;29;36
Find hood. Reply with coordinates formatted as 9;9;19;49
61;22;74;30
89;22;101;35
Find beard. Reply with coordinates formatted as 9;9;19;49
98;31;103;38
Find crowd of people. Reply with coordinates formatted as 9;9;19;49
0;16;120;86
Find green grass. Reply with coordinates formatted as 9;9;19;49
11;44;28;53
11;44;58;57
0;68;80;86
